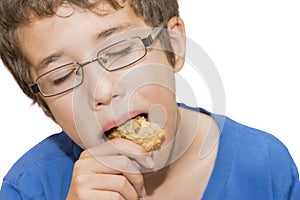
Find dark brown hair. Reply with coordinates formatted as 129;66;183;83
0;0;179;118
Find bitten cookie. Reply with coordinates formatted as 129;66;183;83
106;116;165;152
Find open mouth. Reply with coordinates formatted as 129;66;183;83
104;112;165;152
104;113;148;137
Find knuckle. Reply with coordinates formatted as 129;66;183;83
120;154;129;163
73;159;84;171
117;155;140;173
79;150;91;159
111;192;125;200
115;175;129;190
109;137;123;146
76;189;88;200
110;137;144;152
74;174;87;186
119;155;132;169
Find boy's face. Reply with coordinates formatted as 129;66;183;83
18;3;183;165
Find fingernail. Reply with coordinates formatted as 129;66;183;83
146;156;155;168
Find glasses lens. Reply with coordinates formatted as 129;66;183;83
97;37;146;71
37;63;83;96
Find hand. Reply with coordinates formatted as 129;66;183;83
66;138;154;200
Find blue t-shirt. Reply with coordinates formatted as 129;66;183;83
1;105;299;199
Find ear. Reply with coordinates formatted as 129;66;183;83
167;17;186;72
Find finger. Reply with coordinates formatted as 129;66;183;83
75;189;126;200
98;155;145;197
74;155;145;196
82;138;155;168
74;174;139;200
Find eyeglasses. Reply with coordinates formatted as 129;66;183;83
30;24;165;97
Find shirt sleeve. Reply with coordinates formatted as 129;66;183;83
0;180;32;200
290;179;300;200
267;134;300;200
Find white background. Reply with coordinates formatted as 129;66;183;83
1;0;299;184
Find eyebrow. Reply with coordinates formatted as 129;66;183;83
96;23;133;40
35;52;62;73
34;24;134;72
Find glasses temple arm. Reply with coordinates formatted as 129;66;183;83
142;24;165;47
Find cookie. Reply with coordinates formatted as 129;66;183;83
106;116;165;152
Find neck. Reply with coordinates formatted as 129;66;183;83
142;107;201;191
142;107;220;198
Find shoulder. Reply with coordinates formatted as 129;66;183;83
219;116;300;198
223;116;296;163
179;103;297;169
4;132;81;182
178;104;299;198
1;132;82;199
220;116;297;170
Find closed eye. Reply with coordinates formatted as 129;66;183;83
52;68;76;86
108;46;132;57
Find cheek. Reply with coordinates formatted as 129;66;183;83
132;84;176;107
129;84;178;134
46;96;83;144
116;62;178;123
48;96;73;119
141;84;177;127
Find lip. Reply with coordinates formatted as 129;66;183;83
101;111;149;134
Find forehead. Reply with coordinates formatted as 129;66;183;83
17;3;146;73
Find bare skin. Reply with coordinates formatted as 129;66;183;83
142;108;219;199
18;2;219;199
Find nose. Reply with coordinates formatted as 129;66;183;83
94;72;114;106
87;68;125;110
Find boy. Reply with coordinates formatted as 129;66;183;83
0;0;299;199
